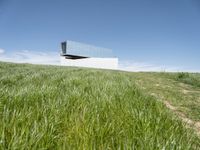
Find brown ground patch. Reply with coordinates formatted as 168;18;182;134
182;89;200;94
182;89;189;94
150;92;200;135
163;100;200;135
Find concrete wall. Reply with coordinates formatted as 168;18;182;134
60;57;118;70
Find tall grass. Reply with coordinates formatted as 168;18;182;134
175;72;200;88
0;62;199;149
162;72;200;88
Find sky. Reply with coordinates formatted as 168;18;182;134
0;0;200;72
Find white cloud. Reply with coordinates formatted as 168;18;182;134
0;49;60;65
0;49;199;72
118;60;191;72
0;48;5;54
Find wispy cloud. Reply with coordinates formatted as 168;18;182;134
119;60;188;72
0;49;60;65
0;49;199;72
0;48;5;54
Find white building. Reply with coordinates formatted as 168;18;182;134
60;40;118;70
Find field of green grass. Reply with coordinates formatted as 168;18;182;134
132;72;200;121
0;62;200;149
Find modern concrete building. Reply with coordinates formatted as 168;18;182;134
60;40;118;69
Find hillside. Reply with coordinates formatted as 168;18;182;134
0;62;200;149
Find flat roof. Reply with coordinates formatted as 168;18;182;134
62;40;115;58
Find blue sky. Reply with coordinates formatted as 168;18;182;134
0;0;200;71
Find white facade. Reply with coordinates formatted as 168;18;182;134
60;40;118;70
60;57;118;70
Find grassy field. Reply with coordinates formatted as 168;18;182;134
0;62;200;149
131;72;200;121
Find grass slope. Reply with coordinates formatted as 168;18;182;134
0;62;199;149
132;72;200;121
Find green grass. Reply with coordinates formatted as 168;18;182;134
0;62;200;149
131;72;200;121
164;72;200;88
175;72;200;88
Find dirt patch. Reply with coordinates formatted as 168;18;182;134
182;89;200;94
163;100;200;136
182;89;189;94
179;83;191;89
150;93;156;96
